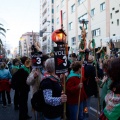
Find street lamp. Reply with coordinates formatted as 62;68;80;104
51;29;67;44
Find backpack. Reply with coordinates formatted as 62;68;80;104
31;86;44;112
31;75;59;112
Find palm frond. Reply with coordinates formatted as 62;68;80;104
0;31;6;37
0;27;6;33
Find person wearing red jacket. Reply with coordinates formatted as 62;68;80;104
66;61;87;120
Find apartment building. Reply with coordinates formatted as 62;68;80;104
19;32;39;57
54;0;120;54
110;0;120;49
39;0;54;54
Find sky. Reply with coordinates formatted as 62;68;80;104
0;0;40;50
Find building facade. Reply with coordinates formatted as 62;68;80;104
19;32;39;57
53;0;120;54
39;0;54;54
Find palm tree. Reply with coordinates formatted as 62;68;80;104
0;23;6;54
0;23;6;37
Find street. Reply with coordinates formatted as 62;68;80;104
0;90;100;120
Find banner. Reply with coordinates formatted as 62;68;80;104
54;47;68;74
31;52;42;68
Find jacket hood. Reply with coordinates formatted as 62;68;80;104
67;70;81;82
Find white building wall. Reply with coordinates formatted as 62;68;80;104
110;0;120;40
20;32;39;57
39;0;54;54
91;0;106;47
53;0;120;54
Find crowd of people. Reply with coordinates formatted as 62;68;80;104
0;52;120;120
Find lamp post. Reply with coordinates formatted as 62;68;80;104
52;29;67;120
51;10;69;120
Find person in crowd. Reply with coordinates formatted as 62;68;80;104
96;59;112;110
83;55;98;112
12;56;32;120
40;58;67;120
7;58;13;73
11;58;20;110
27;67;42;120
39;55;49;79
69;53;77;64
103;58;120;120
0;62;12;107
66;61;87;120
11;58;20;75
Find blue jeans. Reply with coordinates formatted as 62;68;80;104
44;117;61;120
67;102;84;120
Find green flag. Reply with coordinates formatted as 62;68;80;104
92;39;95;48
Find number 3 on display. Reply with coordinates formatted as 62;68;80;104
36;57;41;64
63;56;67;66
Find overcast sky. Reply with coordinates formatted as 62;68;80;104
0;0;40;50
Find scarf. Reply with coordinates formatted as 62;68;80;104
67;70;81;82
12;65;19;69
104;91;120;120
21;65;30;74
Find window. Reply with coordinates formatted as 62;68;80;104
78;0;85;5
57;18;59;24
71;37;76;45
57;5;59;12
52;0;54;3
117;19;119;26
52;19;54;23
115;10;119;13
61;0;64;7
91;8;95;16
71;4;75;13
52;26;54;32
112;7;115;10
78;13;88;21
63;12;66;20
78;35;81;41
100;2;105;11
92;28;101;37
52;9;54;13
69;22;73;30
110;13;112;19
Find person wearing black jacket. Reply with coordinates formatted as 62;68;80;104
83;55;98;113
41;58;67;120
12;56;32;120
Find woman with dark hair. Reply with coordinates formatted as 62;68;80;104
66;61;87;120
103;58;120;120
12;56;32;120
11;58;20;110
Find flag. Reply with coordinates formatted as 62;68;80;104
92;39;95;48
